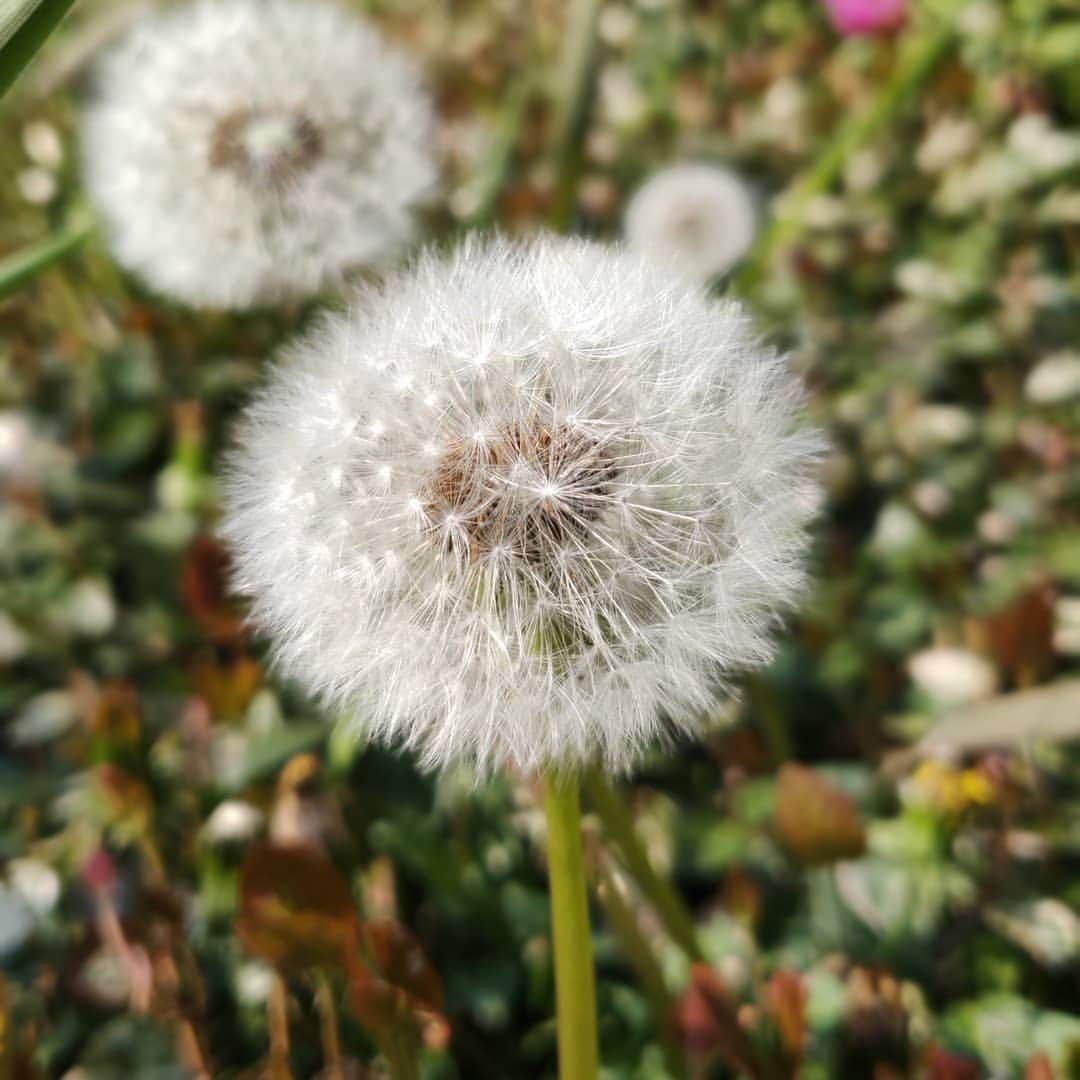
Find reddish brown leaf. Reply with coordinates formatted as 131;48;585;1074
841;968;910;1076
1025;1052;1055;1080
182;535;247;644
81;848;118;895
91;682;142;745
192;654;262;722
765;970;807;1061
670;963;758;1077
97;764;154;832
346;920;449;1050
977;582;1056;684
721;868;763;928
921;1044;983;1080
774;764;866;866
237;844;358;972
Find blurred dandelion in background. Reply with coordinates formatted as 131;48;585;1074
623;163;758;283
80;0;437;309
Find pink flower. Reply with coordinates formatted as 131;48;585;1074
822;0;906;36
81;848;117;895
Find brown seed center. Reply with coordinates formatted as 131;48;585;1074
422;420;617;563
209;108;323;186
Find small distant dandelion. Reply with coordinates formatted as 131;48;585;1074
223;236;823;775
623;163;758;282
81;0;437;309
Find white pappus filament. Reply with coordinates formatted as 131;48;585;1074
222;235;825;774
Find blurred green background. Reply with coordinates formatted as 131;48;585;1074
1;0;1079;1076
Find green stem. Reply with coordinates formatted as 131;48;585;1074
267;974;294;1080
457;74;535;231
587;841;684;1076
736;25;953;290
0;211;96;299
314;971;344;1080
584;770;704;964
378;1027;421;1080
748;675;793;767
0;0;77;98
545;0;602;230
544;772;600;1080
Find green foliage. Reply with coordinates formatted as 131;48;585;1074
1;0;1080;1076
0;0;76;98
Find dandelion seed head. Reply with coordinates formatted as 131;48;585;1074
81;0;437;309
624;163;758;282
222;236;824;773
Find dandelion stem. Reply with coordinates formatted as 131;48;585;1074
584;770;704;964
544;772;600;1080
736;24;953;290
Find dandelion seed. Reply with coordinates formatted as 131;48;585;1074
222;236;824;774
81;0;437;309
624;163;758;282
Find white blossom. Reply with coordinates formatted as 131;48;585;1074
1053;597;1080;657
908;647;998;709
81;0;437;309
223;236;823;774
8;859;61;918
1024;351;1080;405
896;404;976;456
916;115;979;174
17;167;57;205
203;800;264;845
236;961;277;1007
10;690;77;747
624;163;758;282
871;502;926;555
0;411;34;481
0;612;30;664
0;886;34;956
60;578;116;638
22;120;63;168
894;260;976;304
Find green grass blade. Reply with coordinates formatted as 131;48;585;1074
0;0;77;98
0;211;96;299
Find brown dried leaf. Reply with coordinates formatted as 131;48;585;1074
765;969;807;1062
91;682;141;745
237;844;358;972
670;963;758;1077
1024;1052;1055;1080
182;534;247;644
773;764;867;866
977;582;1056;684
346;919;449;1050
192;654;262;722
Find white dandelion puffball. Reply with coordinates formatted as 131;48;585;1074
81;0;437;309
223;236;823;773
624;163;758;282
